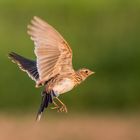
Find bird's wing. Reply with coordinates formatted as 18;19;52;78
8;52;39;81
27;16;74;86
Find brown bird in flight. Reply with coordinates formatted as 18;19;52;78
8;16;94;121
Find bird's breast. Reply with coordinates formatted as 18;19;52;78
53;78;75;94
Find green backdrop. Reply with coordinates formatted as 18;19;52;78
0;0;140;113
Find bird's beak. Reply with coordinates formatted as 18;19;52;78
91;71;95;75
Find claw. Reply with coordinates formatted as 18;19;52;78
59;105;68;113
51;105;68;113
51;106;59;110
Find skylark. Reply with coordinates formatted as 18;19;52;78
8;16;94;121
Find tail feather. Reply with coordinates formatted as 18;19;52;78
36;91;53;122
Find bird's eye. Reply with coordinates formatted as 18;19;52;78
85;70;88;73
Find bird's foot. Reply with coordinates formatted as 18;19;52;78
51;106;59;110
51;105;68;113
51;98;68;113
58;104;68;113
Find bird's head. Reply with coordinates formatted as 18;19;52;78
78;68;95;81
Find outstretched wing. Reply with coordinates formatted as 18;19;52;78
27;16;74;86
8;52;39;81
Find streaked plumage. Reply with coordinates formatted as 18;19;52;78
8;16;94;121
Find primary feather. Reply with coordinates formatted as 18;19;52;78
27;16;74;86
8;52;39;81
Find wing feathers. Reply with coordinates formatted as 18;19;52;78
27;16;74;85
8;52;39;81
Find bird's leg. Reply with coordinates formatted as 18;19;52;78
55;97;68;113
51;101;59;110
50;97;68;113
51;101;64;112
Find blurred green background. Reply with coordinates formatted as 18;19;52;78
0;0;140;114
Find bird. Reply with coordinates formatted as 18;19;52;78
8;16;94;121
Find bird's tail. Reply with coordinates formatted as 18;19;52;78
36;91;53;122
